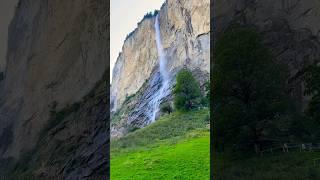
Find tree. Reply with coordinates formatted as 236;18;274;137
304;64;320;121
213;26;290;153
298;64;320;141
174;69;201;111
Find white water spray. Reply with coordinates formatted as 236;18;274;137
155;14;169;82
148;14;170;122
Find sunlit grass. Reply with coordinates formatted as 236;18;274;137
111;109;210;179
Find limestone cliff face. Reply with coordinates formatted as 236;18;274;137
213;0;320;109
111;0;210;137
111;18;158;111
111;0;210;111
0;0;108;177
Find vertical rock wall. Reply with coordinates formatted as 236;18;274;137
0;0;108;160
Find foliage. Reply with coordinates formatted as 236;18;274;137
213;26;291;153
304;65;320;122
125;10;159;40
143;11;155;19
127;125;140;133
160;102;173;114
174;69;202;111
125;29;136;40
141;10;158;21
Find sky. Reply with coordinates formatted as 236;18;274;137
110;0;165;82
0;0;18;72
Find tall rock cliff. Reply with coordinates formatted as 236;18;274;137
0;0;18;74
111;0;210;138
0;0;108;178
213;0;320;110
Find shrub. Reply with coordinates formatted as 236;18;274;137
127;125;140;133
160;102;173;114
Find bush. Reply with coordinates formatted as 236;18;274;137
174;69;202;111
127;125;140;133
160;102;173;114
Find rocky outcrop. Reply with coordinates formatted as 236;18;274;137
111;65;209;138
0;0;108;178
110;0;210;137
111;0;210;112
5;76;109;179
213;0;320;109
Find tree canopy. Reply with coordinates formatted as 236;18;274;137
305;65;320;121
174;69;201;111
213;26;290;153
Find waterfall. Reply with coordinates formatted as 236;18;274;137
155;14;169;82
147;14;170;122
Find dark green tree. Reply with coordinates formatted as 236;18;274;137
305;65;320;121
174;69;201;111
160;102;173;114
298;64;320;141
213;26;290;153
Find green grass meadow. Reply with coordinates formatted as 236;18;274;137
111;109;210;180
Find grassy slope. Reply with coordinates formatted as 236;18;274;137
111;109;210;180
215;151;320;180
